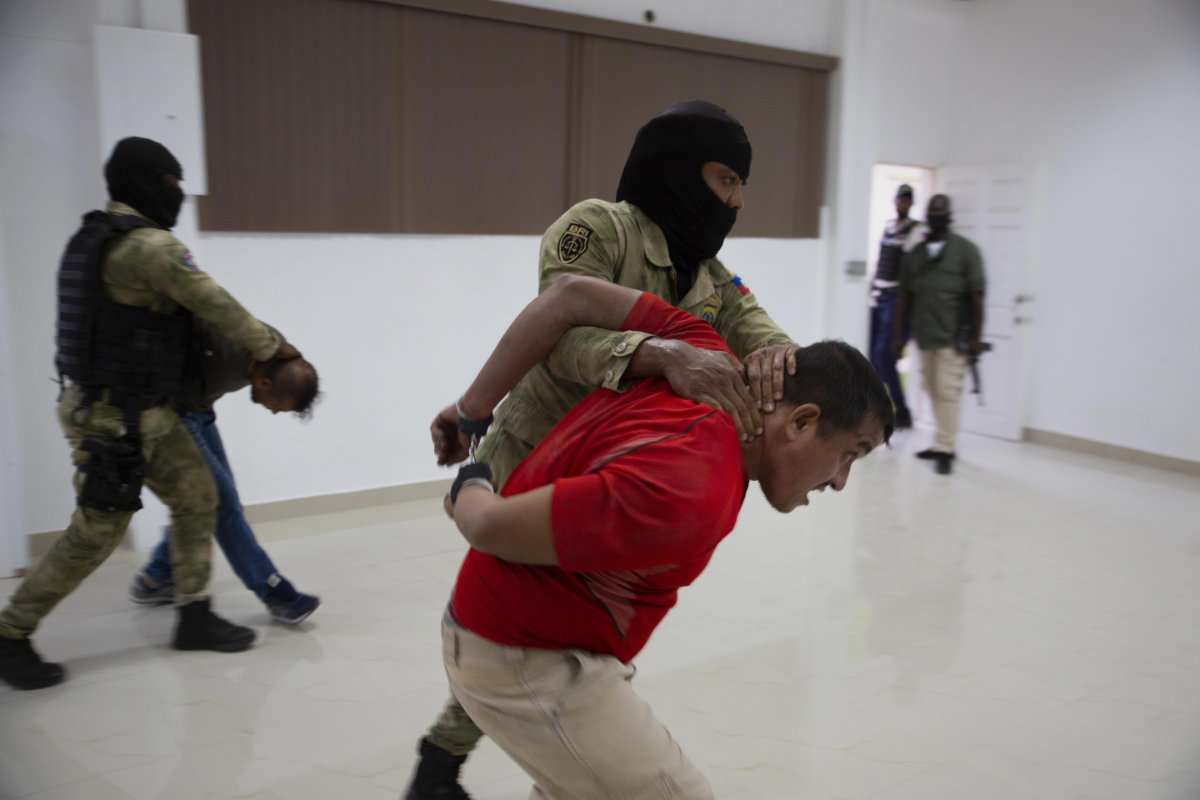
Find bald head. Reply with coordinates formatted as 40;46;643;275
251;356;319;417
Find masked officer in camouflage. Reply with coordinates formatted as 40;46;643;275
0;137;299;691
407;100;799;800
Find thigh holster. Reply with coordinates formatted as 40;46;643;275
77;434;146;512
74;388;156;512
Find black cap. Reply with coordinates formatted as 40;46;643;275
895;184;914;199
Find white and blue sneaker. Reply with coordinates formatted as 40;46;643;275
264;577;320;624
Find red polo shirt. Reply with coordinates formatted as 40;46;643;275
451;293;749;662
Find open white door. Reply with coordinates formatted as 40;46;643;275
935;165;1037;440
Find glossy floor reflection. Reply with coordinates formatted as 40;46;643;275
2;429;1199;799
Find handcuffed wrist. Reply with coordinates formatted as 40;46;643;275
450;463;494;505
456;397;494;437
457;478;494;497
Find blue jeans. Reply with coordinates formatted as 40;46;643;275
869;290;911;416
141;410;280;602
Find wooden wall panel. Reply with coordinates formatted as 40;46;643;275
796;69;829;238
574;37;825;238
190;0;831;238
191;0;397;232
397;8;570;234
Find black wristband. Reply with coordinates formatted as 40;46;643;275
456;397;494;438
450;462;494;506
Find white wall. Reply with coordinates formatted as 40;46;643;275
0;221;22;576
823;0;965;353
4;0;1197;561
946;0;1200;461
195;233;823;507
0;0;108;547
188;0;835;507
0;0;830;556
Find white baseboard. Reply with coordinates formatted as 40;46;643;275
1023;428;1200;477
24;478;449;566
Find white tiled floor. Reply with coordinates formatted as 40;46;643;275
3;428;1199;799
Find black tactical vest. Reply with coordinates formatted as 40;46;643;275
55;211;192;398
875;218;918;284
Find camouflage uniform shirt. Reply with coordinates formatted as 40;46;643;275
492;199;793;452
100;201;280;366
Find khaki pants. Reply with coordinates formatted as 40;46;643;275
442;618;714;800
0;388;217;640
919;347;967;454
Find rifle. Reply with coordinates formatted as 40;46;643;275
965;343;993;405
956;293;992;405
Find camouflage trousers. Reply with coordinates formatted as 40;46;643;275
427;426;532;756
0;387;217;640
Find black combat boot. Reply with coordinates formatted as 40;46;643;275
403;737;472;800
172;598;256;652
0;635;65;690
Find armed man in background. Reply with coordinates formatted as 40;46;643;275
892;193;986;475
868;183;924;429
0;137;299;690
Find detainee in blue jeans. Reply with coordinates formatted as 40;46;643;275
130;333;321;624
134;411;316;623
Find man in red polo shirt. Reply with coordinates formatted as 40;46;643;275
431;274;892;800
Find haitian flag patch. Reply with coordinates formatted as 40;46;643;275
731;275;750;296
181;250;199;271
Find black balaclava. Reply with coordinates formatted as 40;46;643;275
104;137;184;230
927;213;952;233
616;100;752;292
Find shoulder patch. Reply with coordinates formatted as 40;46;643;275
180;250;199;271
731;275;751;296
557;223;592;264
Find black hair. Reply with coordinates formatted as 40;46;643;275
262;357;320;420
781;341;894;445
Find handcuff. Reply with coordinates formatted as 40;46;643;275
449;397;495;506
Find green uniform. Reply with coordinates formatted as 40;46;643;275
898;232;986;351
431;199;792;755
898;231;986;455
477;199;791;486
0;202;280;640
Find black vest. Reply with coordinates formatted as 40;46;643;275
875;218;918;283
55;211;192;398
